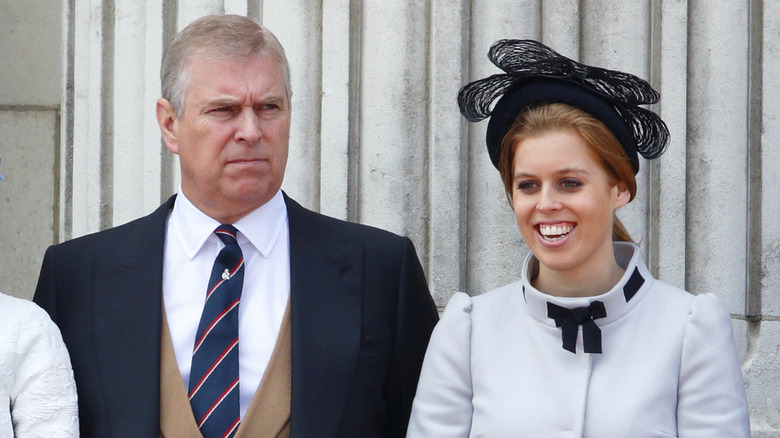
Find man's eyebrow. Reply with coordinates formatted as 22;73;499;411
202;96;240;107
257;95;287;105
200;94;288;109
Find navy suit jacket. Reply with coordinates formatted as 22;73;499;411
34;194;438;437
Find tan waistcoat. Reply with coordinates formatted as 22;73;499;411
159;305;291;438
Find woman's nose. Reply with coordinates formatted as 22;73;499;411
536;186;561;212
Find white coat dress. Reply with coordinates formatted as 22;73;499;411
0;293;78;437
407;242;749;438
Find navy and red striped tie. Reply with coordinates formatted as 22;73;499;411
188;224;243;438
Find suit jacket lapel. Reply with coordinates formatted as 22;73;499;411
92;196;175;436
285;194;364;437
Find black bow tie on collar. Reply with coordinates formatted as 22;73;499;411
547;301;607;354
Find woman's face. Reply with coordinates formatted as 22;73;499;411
511;129;630;279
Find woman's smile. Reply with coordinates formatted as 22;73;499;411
512;129;630;283
536;222;576;244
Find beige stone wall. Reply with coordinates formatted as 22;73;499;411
0;0;778;434
0;1;61;299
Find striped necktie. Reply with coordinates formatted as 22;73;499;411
188;224;243;438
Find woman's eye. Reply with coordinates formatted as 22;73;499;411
560;179;582;190
516;181;538;192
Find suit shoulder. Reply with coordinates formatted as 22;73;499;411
286;197;408;245
54;217;139;247
48;197;172;253
322;213;406;241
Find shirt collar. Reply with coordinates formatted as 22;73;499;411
520;242;653;327
169;188;288;260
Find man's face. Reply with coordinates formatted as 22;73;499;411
157;52;291;223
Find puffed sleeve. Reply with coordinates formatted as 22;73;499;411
407;292;474;438
10;303;79;437
677;293;750;437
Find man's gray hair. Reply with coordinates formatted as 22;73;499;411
161;14;291;117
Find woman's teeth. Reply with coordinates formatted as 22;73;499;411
539;224;573;241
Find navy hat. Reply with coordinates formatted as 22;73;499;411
457;39;669;173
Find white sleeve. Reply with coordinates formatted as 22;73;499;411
10;304;79;438
677;293;750;438
407;292;474;438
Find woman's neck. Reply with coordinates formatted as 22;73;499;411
531;255;626;298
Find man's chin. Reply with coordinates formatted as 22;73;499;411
226;185;280;207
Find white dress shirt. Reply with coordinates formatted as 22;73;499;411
163;189;290;419
408;242;750;437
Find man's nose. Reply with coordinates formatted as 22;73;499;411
234;109;262;144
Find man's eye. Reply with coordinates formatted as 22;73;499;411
208;106;234;114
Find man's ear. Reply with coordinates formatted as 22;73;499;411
156;98;179;154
